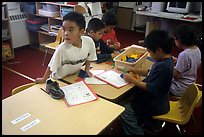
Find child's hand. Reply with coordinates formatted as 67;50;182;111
127;67;137;74
123;73;139;83
172;56;178;65
35;78;46;84
111;51;120;58
115;42;121;49
85;70;93;77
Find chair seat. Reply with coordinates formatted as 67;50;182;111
45;42;60;50
12;83;35;95
153;101;188;125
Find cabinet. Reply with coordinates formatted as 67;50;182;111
23;2;86;47
2;3;15;62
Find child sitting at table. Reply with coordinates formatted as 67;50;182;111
120;30;174;135
35;12;97;84
101;12;121;50
169;24;201;97
86;18;120;63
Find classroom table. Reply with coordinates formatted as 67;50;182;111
61;58;154;102
2;80;125;135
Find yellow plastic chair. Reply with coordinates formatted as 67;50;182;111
152;84;200;134
44;27;64;50
12;83;35;95
194;83;202;107
42;28;64;66
169;83;202;130
74;5;87;14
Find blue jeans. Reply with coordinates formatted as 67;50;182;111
120;103;144;135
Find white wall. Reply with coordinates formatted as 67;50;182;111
118;2;135;8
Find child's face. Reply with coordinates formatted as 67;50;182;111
174;37;183;49
89;28;105;41
104;25;115;33
62;20;84;44
147;49;161;61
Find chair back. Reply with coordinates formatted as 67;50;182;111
194;84;202;107
12;83;35;95
178;84;199;124
55;27;64;44
74;5;87;14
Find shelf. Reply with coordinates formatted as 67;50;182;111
2;35;12;41
2;3;7;7
2;3;14;62
2;54;15;62
2;18;9;21
39;2;75;7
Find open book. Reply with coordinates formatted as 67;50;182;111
61;81;98;107
95;70;129;88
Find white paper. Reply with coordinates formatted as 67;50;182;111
11;113;31;125
85;77;107;84
84;70;107;84
61;81;97;106
20;119;41;132
95;70;128;88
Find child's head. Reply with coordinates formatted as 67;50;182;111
62;12;85;44
102;12;117;33
86;18;105;41
173;24;196;49
144;30;173;60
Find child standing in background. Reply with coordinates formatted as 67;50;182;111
169;24;201;97
35;12;97;84
86;18;120;63
101;12;121;50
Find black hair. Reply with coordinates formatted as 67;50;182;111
144;30;173;54
62;11;85;30
173;24;196;47
86;18;105;33
101;12;117;26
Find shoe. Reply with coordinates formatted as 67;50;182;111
46;79;65;99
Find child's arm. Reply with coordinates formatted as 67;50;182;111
113;30;120;49
172;56;178;65
173;69;182;80
35;67;52;84
124;73;147;91
127;67;149;77
84;60;93;77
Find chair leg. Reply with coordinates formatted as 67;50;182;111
176;124;186;134
42;49;48;66
191;114;197;128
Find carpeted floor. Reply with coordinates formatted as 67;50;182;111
2;67;33;99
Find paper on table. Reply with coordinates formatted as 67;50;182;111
84;70;107;84
95;70;129;88
85;77;107;84
61;81;98;107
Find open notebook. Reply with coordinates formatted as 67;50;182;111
61;81;98;107
95;70;129;88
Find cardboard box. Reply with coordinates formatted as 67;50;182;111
114;45;148;70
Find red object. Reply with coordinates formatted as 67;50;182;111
102;29;118;46
67;2;78;5
75;77;84;82
181;16;197;20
